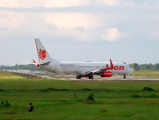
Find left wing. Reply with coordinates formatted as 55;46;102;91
97;59;114;73
85;59;114;75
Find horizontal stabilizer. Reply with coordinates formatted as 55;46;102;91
39;61;51;66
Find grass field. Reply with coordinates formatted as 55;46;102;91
131;70;159;77
1;71;159;120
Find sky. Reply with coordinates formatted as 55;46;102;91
0;0;159;65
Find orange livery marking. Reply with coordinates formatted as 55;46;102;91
106;64;124;70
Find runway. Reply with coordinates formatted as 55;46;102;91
9;70;159;81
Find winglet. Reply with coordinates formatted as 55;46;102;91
98;59;115;72
110;59;114;68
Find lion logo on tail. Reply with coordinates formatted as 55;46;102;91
38;49;47;60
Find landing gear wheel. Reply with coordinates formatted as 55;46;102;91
89;75;94;79
123;75;126;79
76;75;81;79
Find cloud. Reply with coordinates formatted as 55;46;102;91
0;11;20;39
0;0;45;8
45;13;100;29
0;0;119;8
0;11;51;39
101;28;129;42
124;1;136;6
0;11;101;42
0;0;159;43
0;11;20;30
97;0;119;6
54;28;95;42
44;0;91;7
44;12;101;41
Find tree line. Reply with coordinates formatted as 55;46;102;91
131;63;159;71
0;64;43;71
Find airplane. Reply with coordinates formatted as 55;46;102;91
32;38;134;79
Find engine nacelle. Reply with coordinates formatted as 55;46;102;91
100;71;112;77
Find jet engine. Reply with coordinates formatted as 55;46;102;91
100;71;112;77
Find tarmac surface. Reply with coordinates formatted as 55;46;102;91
9;70;159;82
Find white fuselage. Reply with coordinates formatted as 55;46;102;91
39;61;134;76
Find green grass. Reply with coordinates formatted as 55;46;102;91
131;70;159;77
0;71;26;79
1;71;159;120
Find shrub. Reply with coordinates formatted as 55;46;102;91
86;93;94;101
149;94;159;98
101;108;107;113
0;89;4;91
0;100;11;108
131;94;142;98
143;87;154;91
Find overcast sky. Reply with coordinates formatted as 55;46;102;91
0;0;159;65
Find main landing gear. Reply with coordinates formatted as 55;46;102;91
76;75;81;79
89;75;94;79
76;75;94;79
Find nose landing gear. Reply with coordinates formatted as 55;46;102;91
123;75;126;79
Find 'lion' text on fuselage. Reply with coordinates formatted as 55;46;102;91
106;64;124;70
